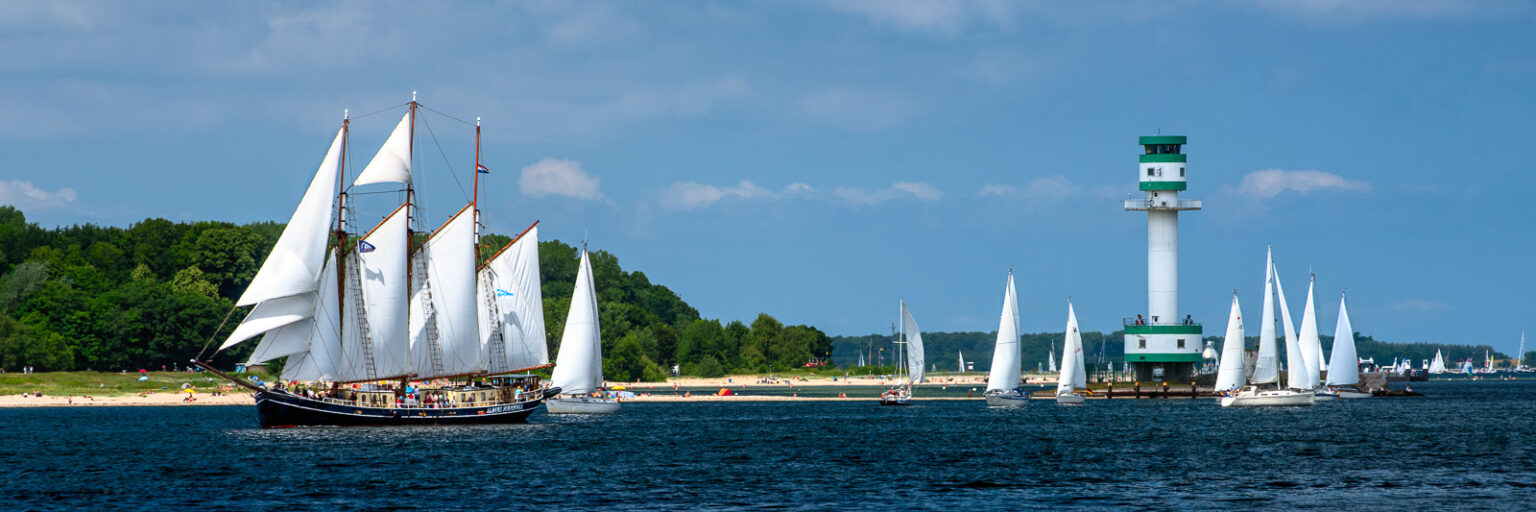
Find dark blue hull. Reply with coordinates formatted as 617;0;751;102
255;390;543;428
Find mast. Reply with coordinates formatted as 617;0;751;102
336;112;351;319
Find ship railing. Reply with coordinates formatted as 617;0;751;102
289;387;546;410
1122;318;1202;328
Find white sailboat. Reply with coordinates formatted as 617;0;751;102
1221;250;1313;408
1213;292;1247;393
197;101;555;427
1325;291;1370;398
548;244;619;414
1055;301;1087;405
984;271;1027;407
1296;274;1324;390
881;300;924;406
958;351;966;373
1048;350;1057;373
1428;350;1447;374
1517;331;1528;371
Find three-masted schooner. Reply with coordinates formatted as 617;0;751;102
196;97;559;427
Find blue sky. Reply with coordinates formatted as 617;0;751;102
3;1;1534;355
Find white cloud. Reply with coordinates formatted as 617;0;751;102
815;0;1018;35
977;175;1081;198
658;180;816;210
978;184;1015;197
519;158;602;199
0;180;78;211
1237;169;1371;199
800;87;913;130
835;181;943;205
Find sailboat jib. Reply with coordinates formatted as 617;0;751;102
220;292;315;351
279;253;343;381
1271;258;1308;388
478;223;549;372
355;203;413;379
1326;292;1360;387
1214;293;1246;392
1296;275;1323;388
1057;301;1086;395
353;112;413;187
552;248;602;395
901;302;925;384
984;271;1021;392
237;127;344;307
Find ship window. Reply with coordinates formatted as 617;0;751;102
1138;339;1147;349
1179;167;1185;177
1177;339;1186;349
1147;168;1154;176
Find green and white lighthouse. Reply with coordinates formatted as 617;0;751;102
1122;135;1202;383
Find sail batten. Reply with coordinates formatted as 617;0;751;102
984;272;1020;392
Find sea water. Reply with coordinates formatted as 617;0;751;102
4;380;1535;511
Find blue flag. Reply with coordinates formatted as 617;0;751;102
495;289;513;297
358;240;376;253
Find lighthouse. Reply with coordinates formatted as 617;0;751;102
1122;135;1202;383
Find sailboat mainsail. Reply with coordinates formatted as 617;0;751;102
1428;350;1447;374
901;301;925;385
1214;293;1246;392
1296;275;1323;388
957;351;965;373
1325;292;1359;387
1056;301;1086;396
984;271;1020;392
1251;253;1279;385
552;247;602;395
355;204;412;379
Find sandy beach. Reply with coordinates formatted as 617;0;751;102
0;391;257;407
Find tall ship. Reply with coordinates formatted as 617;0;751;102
195;96;557;427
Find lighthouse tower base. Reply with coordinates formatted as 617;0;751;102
1123;325;1203;383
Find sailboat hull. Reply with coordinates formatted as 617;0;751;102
984;391;1029;408
1219;388;1314;407
255;389;545;428
1054;393;1086;405
1336;390;1373;399
546;395;621;414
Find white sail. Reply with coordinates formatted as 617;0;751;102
1272;261;1306;388
1214;293;1247;391
237;127;343;306
957;351;965;373
407;249;433;374
1297;276;1323;388
1057;301;1086;394
353;112;413;187
1252;253;1279;385
1326;293;1359;386
282;253;344;381
478;225;550;372
902;301;925;384
423;206;482;376
552;248;602;394
221;293;313;351
1048;350;1057;373
356;205;412;378
1519;331;1525;368
1428;350;1446;373
984;271;1021;392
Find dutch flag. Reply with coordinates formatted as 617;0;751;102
476;163;490;174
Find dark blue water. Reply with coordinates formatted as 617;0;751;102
5;380;1536;511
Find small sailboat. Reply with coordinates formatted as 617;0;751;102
983;271;1027;407
1428;350;1447;374
1213;292;1247;393
958;351;966;373
547;243;619;414
880;300;925;406
1048;349;1057;374
1055;301;1087;405
1325;291;1371;399
1222;250;1314;408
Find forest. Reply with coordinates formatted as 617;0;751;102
0;206;830;381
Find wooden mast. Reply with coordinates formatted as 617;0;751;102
336;111;350;323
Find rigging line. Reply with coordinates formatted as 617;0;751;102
195;306;241;362
417;103;477;127
350;102;411;121
418;114;472;204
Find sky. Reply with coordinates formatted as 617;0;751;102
3;1;1534;355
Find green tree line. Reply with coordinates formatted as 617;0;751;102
0;207;830;379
